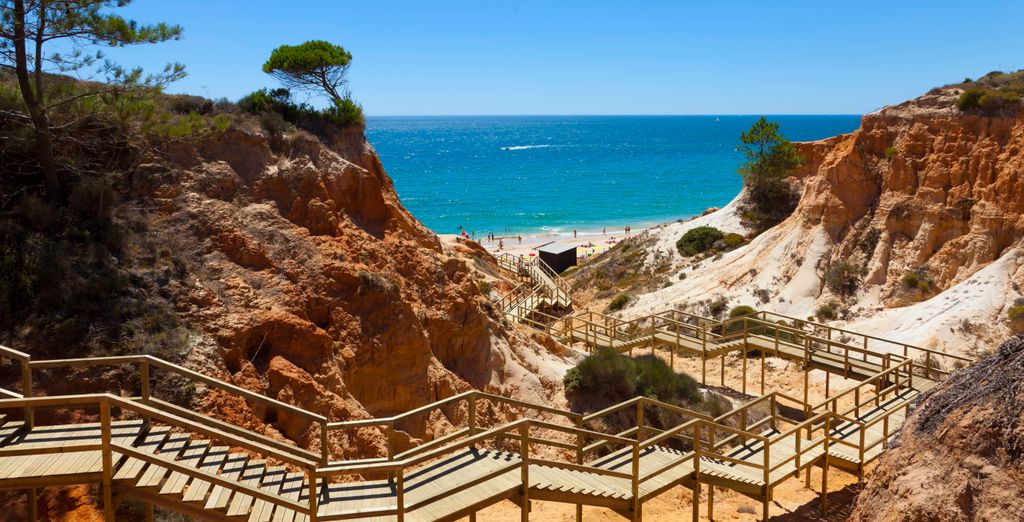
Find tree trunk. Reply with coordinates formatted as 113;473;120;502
12;0;61;201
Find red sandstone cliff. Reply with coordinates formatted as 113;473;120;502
125;121;571;458
609;85;1024;358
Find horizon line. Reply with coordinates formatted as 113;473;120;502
365;113;864;118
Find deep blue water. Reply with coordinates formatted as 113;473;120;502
365;116;860;236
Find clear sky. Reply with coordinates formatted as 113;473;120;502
109;0;1024;116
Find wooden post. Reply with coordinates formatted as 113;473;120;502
637;402;645;441
307;468;319;522
21;360;32;428
520;424;530;522
701;355;707;385
101;399;114;522
825;370;830;396
387;422;395;460
760;349;766;396
720;354;725;387
741;348;747;395
708;486;714;521
631;439;641;521
803;365;810;406
692;481;701;522
140;359;151;401
144;503;153;522
468;395;477;434
396;468;405;522
693;423;702;522
320;419;330;464
575;417;584;522
26;489;36;522
821;433;830;511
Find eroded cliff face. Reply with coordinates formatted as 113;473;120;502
130;122;570;458
613;87;1024;357
792;88;1024;300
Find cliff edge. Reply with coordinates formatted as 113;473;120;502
850;335;1024;521
587;80;1024;358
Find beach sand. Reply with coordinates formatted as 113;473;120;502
441;224;652;262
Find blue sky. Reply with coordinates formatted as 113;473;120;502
110;0;1024;115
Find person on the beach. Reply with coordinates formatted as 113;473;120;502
573;229;577;238
602;227;606;235
499;239;504;250
518;235;522;244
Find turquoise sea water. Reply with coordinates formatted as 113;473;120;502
365;116;860;236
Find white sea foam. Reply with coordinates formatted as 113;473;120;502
501;144;551;151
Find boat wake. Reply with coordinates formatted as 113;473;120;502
501;144;552;151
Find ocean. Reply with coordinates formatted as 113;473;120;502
365;116;860;236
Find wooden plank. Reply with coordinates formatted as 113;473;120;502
225;459;268;516
271;472;305;522
136;433;190;488
113;427;170;481
160;440;211;495
204;453;250;510
182;446;230;502
248;465;287;522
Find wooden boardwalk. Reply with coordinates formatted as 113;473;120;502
0;304;968;521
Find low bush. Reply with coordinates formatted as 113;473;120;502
884;146;897;160
477;280;492;295
1009;305;1024;321
958;85;1023;114
676;226;724;256
902;267;934;295
564;348;702;408
816;301;839;321
607;293;631;312
723;233;746;249
238;87;364;135
824;261;864;296
324;97;365;126
729;305;758;318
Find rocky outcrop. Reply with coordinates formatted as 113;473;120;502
609;86;1024;357
791;88;1024;299
849;335;1024;521
129;121;571;458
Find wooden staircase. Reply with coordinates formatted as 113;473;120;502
0;313;967;521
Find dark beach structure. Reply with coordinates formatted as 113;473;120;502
538;243;577;274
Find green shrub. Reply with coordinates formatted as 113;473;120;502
323;97;365;126
824;261;864;296
167;94;213;115
477;280;492;295
902;268;933;294
958;86;1023;114
239;87;364;134
676;226;724;256
816;301;839;321
1009;305;1024;321
723;233;746;249
563;348;702;407
958;88;985;111
729;305;758;318
607;293;631;312
884;146;897;160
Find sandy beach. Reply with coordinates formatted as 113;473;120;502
442;223;654;261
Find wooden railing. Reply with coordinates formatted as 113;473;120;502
0;326;966;522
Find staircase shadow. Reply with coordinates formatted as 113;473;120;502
771;483;862;521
